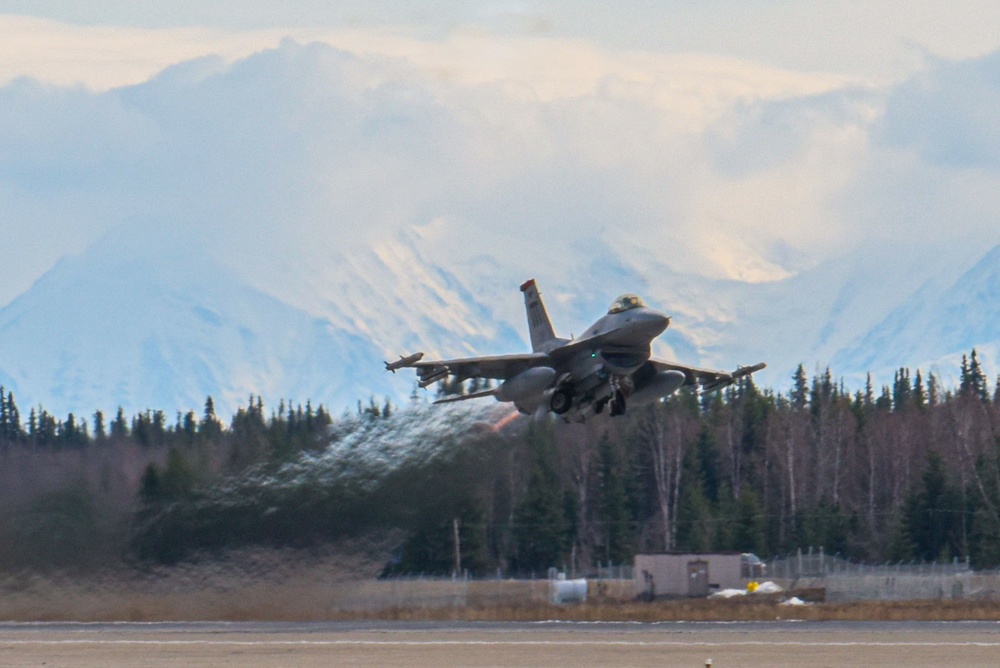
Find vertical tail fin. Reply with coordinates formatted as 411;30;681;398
520;279;558;352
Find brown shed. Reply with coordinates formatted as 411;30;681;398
634;553;764;599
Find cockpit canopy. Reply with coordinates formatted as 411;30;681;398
608;294;646;314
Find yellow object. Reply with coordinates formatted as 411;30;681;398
747;581;759;593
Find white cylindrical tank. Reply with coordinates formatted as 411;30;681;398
549;577;588;604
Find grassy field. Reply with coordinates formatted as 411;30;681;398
3;576;1000;622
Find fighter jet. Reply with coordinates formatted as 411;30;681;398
386;279;765;420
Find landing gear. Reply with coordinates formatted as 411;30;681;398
609;389;626;417
606;377;628;417
550;388;573;415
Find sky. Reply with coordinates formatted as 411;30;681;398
2;1;1000;308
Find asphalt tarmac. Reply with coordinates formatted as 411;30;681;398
1;620;998;667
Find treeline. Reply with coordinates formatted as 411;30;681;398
0;392;339;569
2;349;1000;574
0;393;334;455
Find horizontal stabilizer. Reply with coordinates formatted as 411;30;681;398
432;389;498;404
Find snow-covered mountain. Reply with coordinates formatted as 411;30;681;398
0;233;396;418
833;243;1000;385
1;221;998;418
0;225;657;417
694;240;991;387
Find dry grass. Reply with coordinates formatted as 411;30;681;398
2;551;1000;623
362;597;1000;623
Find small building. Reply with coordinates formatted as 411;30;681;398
634;552;765;599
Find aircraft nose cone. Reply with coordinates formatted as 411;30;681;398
651;312;670;334
629;309;670;339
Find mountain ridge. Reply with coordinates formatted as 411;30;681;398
1;229;998;417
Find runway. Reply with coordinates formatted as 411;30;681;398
1;620;999;667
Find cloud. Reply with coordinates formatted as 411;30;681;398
5;1;1000;85
879;51;1000;170
0;36;852;302
830;50;1000;251
2;34;1000;313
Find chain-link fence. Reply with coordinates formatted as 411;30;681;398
764;547;1000;601
367;552;1000;609
766;547;971;580
358;569;635;611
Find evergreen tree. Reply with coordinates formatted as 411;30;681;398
181;411;197;442
694;425;720;504
138;464;163;503
969;349;989;401
57;412;89;447
675;444;714;551
899;451;963;561
512;426;569;572
92;410;106;440
0;386;8;441
139;449;197;505
960;350;989;400
387;501;488;576
7;392;20;441
731;488;764;555
132;412;151;446
200;396;222;439
875;385;892;411
810;368;834;417
39;410;58;445
791;364;808;410
0;390;21;442
960;354;971;394
892;368;912;411
28;407;37;442
596;432;634;564
363;396;381;419
151;410;166;445
801;499;853;557
110;407;129;439
969;449;1000;567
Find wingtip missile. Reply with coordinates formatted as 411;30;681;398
701;362;767;392
732;362;766;379
385;352;424;373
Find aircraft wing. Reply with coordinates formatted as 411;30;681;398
651;359;766;392
405;352;552;385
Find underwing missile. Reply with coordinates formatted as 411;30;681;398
418;368;448;388
385;352;424;373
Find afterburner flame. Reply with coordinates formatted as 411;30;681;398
491;409;521;432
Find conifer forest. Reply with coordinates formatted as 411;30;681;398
2;349;1000;575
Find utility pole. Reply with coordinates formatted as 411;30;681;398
453;517;461;576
